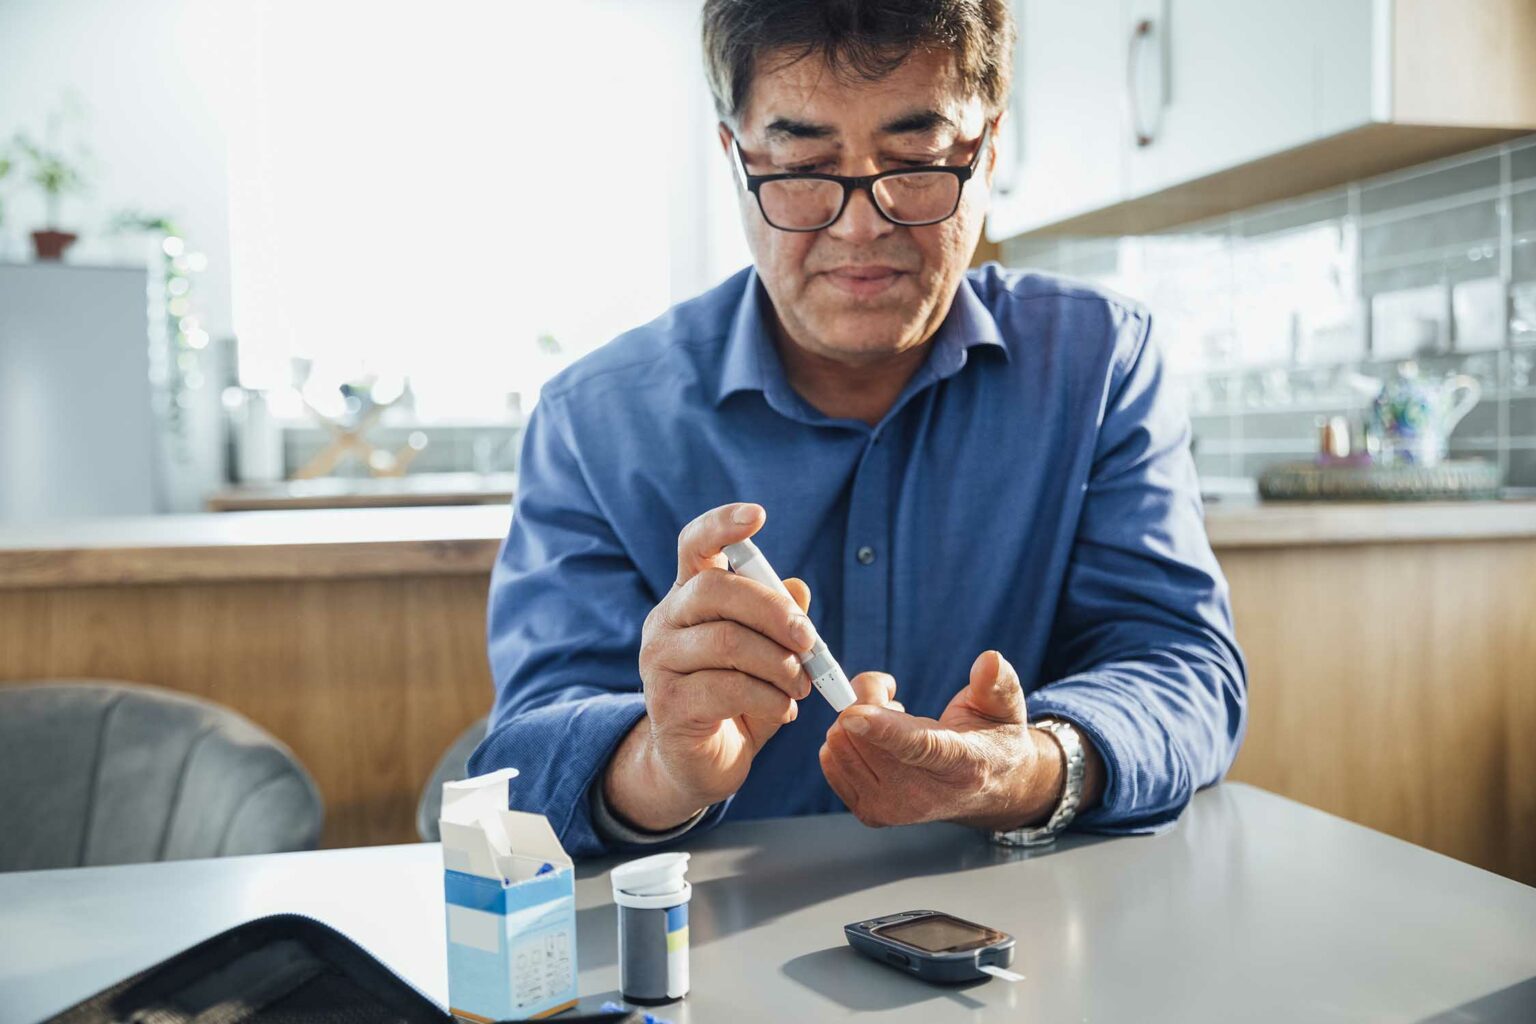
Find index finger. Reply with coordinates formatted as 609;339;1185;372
846;671;898;708
676;502;764;586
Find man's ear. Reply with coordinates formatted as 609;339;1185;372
716;121;734;157
984;111;1007;188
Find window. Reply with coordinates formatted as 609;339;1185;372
220;1;749;422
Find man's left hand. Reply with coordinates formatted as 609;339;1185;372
818;650;1073;830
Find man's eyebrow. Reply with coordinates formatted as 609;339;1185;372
879;109;957;135
759;108;957;143
763;117;836;142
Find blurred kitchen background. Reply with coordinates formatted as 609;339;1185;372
0;0;747;518
2;1;1533;887
3;1;1534;514
1002;145;1536;495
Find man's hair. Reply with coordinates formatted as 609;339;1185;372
701;0;1016;126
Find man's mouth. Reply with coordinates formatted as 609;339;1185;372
820;265;907;298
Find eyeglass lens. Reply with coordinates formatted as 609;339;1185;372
758;171;961;230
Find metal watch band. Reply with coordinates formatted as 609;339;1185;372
990;718;1085;847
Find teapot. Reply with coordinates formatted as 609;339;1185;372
1370;362;1481;467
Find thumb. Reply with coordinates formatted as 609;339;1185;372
782;576;811;614
842;707;969;771
967;650;1026;723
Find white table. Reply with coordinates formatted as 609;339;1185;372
3;784;1534;1023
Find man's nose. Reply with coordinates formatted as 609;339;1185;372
825;184;895;244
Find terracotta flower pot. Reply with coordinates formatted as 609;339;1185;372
31;229;78;261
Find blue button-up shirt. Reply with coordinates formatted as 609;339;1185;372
472;263;1247;857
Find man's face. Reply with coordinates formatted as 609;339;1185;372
721;48;996;367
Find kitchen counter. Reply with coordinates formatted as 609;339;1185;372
204;471;518;512
3;498;1535;589
0;506;510;588
1201;496;1536;548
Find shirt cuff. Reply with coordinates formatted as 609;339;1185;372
1027;689;1181;836
588;775;710;847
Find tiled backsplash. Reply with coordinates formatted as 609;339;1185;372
1000;135;1536;492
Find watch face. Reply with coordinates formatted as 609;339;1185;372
872;914;1005;954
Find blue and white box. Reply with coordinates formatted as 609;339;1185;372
440;768;578;1020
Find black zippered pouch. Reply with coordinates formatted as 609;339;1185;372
40;913;633;1024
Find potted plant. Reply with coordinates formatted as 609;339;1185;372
12;126;89;261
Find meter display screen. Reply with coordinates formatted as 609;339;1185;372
872;914;1002;953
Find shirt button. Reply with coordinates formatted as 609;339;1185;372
856;546;876;566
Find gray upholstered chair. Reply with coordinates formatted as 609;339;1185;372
416;715;489;841
0;681;324;872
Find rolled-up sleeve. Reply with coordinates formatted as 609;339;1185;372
469;391;726;857
1027;306;1248;834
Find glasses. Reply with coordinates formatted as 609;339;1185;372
730;125;992;232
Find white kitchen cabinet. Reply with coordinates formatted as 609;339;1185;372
986;1;1127;241
987;0;1536;241
1121;0;1374;197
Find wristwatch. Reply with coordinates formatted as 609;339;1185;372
990;718;1085;847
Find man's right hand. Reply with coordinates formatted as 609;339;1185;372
602;502;816;832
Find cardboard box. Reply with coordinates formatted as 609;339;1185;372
440;768;578;1020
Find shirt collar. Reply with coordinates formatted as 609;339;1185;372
714;267;1008;409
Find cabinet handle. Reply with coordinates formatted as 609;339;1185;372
1127;16;1167;148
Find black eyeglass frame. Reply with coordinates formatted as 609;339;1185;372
728;123;993;232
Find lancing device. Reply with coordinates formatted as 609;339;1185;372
722;538;857;713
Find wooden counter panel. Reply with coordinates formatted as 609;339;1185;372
0;575;494;849
2;530;1533;884
1223;537;1536;885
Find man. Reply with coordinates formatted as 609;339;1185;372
470;0;1246;857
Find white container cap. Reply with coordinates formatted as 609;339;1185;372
611;852;691;910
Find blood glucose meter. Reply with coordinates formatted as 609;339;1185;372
844;910;1019;984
